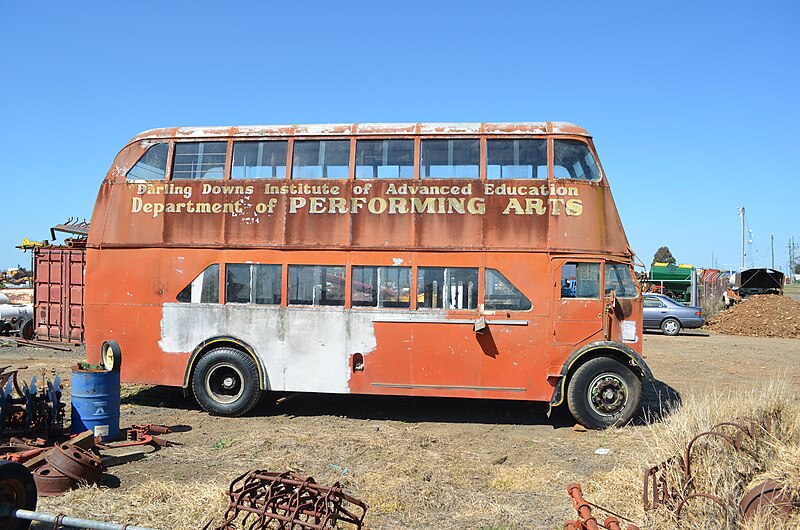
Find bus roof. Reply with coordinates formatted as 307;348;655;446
128;122;591;145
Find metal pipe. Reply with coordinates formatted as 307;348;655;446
4;508;157;530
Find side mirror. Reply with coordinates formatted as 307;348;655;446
473;316;487;334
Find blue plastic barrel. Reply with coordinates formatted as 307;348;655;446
70;368;121;441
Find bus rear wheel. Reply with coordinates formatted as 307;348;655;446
566;356;641;429
192;347;262;417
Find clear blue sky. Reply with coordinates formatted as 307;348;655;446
1;1;797;273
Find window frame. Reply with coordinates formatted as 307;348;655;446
560;261;602;300
419;138;482;180
231;140;290;180
353;138;416;180
485;138;549;180
290;139;353;180
224;263;282;305
171;141;229;181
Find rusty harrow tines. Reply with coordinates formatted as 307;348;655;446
212;470;366;530
642;414;780;515
565;482;640;530
0;369;64;439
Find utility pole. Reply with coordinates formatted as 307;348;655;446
771;235;774;269
738;206;745;270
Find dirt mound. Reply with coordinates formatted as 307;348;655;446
706;294;800;339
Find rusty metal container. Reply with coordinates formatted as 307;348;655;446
33;245;85;343
70;366;120;441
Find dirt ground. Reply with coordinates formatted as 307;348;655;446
1;329;798;530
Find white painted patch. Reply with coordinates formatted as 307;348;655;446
159;304;423;394
391;258;404;266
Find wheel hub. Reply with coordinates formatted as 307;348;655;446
589;374;627;415
205;362;245;404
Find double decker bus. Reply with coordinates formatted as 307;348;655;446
85;122;653;429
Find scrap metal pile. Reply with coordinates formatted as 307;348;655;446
207;470;367;530
564;413;798;529
0;366;63;439
0;365;179;497
564;482;640;530
642;413;797;523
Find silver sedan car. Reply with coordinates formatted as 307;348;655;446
643;294;705;335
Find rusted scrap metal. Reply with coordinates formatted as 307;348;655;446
32;441;106;496
34;464;77;497
209;470;367;530
99;423;177;449
0;366;25;396
47;442;105;484
0;371;64;438
0;445;44;464
643;414;780;518
740;480;797;522
565;482;640;530
0;337;73;351
50;218;90;240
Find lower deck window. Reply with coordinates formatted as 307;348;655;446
417;267;478;309
484;269;531;310
352;266;411;308
561;262;600;299
177;264;220;303
288;265;345;306
605;263;638;298
226;264;281;304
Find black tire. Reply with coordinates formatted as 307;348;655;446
566;356;642;429
0;460;37;529
20;321;33;341
660;318;681;336
101;340;122;371
191;347;262;417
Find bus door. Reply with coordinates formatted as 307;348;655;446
551;259;604;345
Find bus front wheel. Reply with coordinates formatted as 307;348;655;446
566;356;641;429
192;347;262;417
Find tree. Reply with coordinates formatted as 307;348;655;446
652;246;676;267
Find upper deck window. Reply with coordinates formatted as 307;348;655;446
127;143;168;181
292;140;350;179
172;142;227;180
355;140;414;179
486;139;547;179
232;141;288;179
554;140;601;181
420;139;479;179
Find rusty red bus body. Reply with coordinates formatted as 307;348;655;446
85;122;651;428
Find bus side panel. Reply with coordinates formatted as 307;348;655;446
85;248;188;387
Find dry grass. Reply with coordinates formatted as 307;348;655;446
587;380;800;529
40;481;227;529
33;379;798;529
